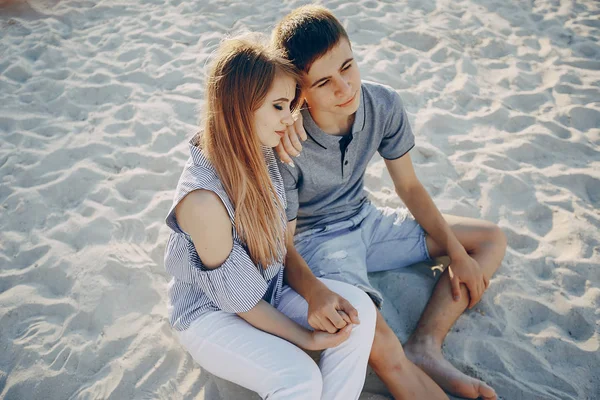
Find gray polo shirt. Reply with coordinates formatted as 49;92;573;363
277;80;415;235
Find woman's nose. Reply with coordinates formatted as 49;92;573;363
282;111;294;126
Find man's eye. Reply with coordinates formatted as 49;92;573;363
318;80;329;88
274;104;283;110
342;63;352;71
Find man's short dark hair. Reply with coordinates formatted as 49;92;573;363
272;5;349;73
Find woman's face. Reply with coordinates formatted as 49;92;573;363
253;74;297;148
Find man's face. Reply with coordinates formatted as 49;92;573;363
302;38;361;119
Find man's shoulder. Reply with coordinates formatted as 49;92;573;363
362;80;398;99
361;80;402;112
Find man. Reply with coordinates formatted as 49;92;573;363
272;5;506;400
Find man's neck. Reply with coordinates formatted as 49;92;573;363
309;108;356;136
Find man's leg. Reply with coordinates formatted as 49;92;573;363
294;211;448;400
404;214;506;400
368;310;449;400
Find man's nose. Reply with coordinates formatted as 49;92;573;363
335;77;351;97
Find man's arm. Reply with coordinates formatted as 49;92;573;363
282;220;325;301
275;112;306;165
384;153;487;308
283;219;360;332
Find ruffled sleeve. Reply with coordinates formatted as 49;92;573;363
165;233;268;313
163;144;271;313
193;240;268;313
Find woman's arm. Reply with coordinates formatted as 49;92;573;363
175;189;233;269
175;189;352;350
239;299;352;351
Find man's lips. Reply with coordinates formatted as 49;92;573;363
338;91;357;107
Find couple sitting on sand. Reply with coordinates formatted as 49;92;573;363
164;5;506;400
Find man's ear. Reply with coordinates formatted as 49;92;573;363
292;85;307;111
299;98;308;110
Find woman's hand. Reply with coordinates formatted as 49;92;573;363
303;324;353;351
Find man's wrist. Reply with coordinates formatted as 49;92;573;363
448;243;469;262
304;280;329;304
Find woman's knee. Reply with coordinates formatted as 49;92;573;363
332;282;377;331
354;291;377;327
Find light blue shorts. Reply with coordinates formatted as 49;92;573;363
294;202;431;308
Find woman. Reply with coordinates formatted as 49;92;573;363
163;35;377;399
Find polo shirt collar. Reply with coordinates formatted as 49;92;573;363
303;85;366;149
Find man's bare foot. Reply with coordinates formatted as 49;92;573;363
404;336;497;400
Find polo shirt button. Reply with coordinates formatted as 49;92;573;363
344;160;349;165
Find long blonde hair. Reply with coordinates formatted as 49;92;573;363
199;36;300;268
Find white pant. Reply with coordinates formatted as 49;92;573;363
177;278;377;400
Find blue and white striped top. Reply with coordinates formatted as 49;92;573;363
164;138;287;331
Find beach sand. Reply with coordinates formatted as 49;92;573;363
0;0;598;399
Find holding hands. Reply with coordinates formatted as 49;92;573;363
305;322;354;351
301;286;361;350
306;285;360;333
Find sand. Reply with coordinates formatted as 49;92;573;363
0;0;598;399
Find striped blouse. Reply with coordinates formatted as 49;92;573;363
164;138;287;331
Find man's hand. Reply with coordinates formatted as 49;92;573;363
275;113;307;165
448;254;488;309
306;285;360;333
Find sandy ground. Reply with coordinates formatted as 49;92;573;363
0;0;598;399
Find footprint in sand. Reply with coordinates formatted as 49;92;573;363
504;227;539;254
550;174;600;208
